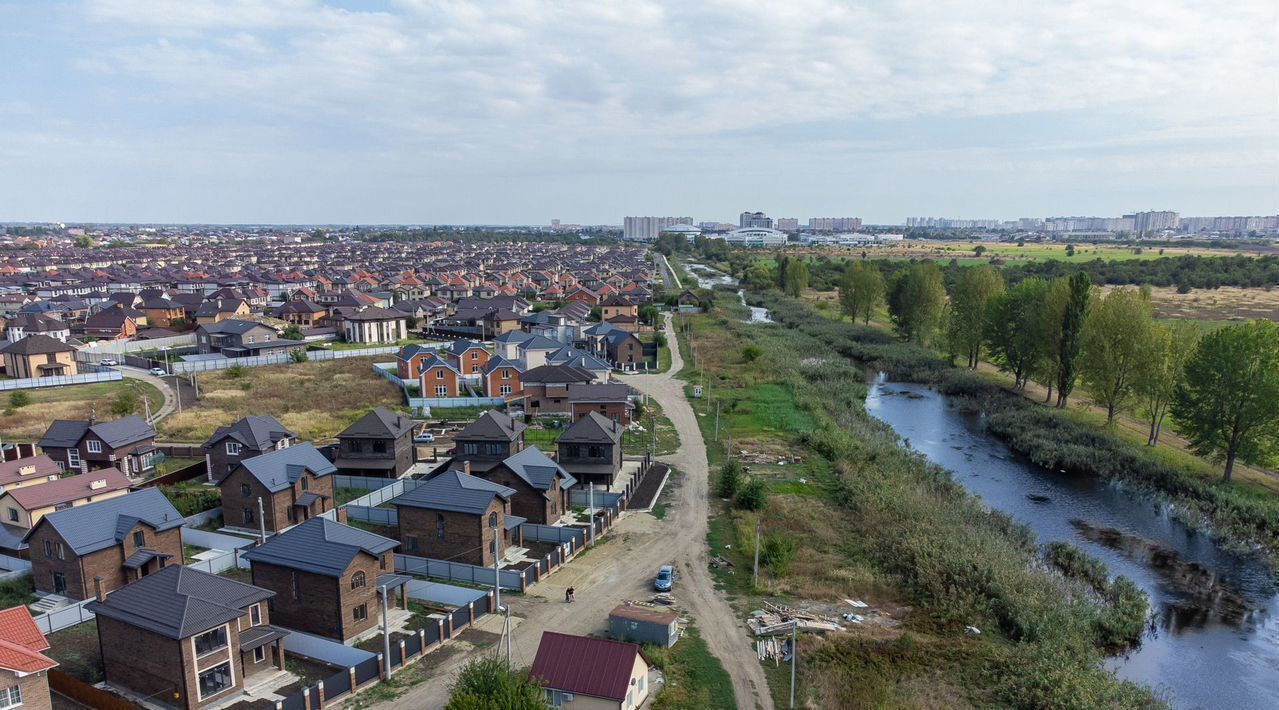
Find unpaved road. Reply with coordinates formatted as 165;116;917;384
382;314;771;709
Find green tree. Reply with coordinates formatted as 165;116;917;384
887;262;947;343
774;254;791;290
733;477;767;511
945;265;1004;369
984;278;1048;389
1054;272;1092;408
837;263;886;325
1171;320;1279;481
289;349;308;363
783;260;809;297
281;325;304;341
1078;288;1155;425
1135;321;1199;446
716;459;742;499
111;389;138;416
7;391;30;409
447;656;549;710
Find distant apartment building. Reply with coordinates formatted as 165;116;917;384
774;217;799;231
1127;211;1179;235
808;217;862;232
622;217;693;242
1179;215;1279;235
739;211;773;229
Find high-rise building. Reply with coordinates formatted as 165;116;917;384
1128;211;1179;235
739;211;773;229
775;217;799;232
808;217;862;231
623;216;693;242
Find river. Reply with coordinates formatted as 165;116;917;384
685;262;773;323
865;377;1279;709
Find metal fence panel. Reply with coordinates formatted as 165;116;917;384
284;630;377;667
451;607;471;632
345;505;398;526
0;371;122;392
280;690;309;710
324;669;352;698
395;554;522;590
425;622;441;647
33;600;95;635
355;657;381;686
404;633;422;659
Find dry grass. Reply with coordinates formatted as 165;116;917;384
157;357;404;442
1099;284;1279;322
0;380;164;442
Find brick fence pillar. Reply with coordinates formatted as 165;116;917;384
348;666;357;691
316;681;325;709
377;652;386;680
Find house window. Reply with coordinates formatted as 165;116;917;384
197;661;233;700
55;543;64;561
488;512;498;529
86;440;102;454
565;445;580;458
407;535;419;553
435;370;445;379
471;351;479;360
132;530;144;547
436;515;446;540
588;446;603;458
250;604;261;626
301;477;309;491
353;603;368;622
241;483;251;497
372;440;386;454
0;684;21;709
247;335;255;344
243;508;255;525
485;443;504;456
435;385;448;396
253;646;266;663
500;385;512;395
462;443;479;455
54;502;71;512
292;572;301;600
42;540;51;558
501;369;510;380
351;572;366;590
193;626;228;657
226;442;242;456
5;509;15;523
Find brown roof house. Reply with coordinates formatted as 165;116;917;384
334;407;417;478
392;469;523;566
530;631;651;710
0;335;77;379
86;565;289;709
0;467;131;532
0;606;58;710
453;410;526;473
23;488;184;600
37;415;158;477
341;306;407;344
242;517;409;644
217;443;335;534
201;415;297;483
472;447;575;525
556;411;625;488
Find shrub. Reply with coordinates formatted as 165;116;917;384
111;389;138;416
742;345;763;362
716;460;742;499
160;485;221;517
760;531;796;575
733;478;767;511
7;391;29;409
226;364;247;378
289;349;308;363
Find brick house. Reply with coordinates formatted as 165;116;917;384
273;299;327;327
473;447;575;525
519;364;594;417
201;415;297;483
564;287;601;306
599;295;639;322
23;489;184;600
452;410;526;473
334;407;417;478
395;343;442;381
196;320;306;359
556;411;625;488
141;298;186;328
482;356;524;398
0;335;77;378
87;566;289;709
443;340;490;376
242;517;408;643
0;467;131;533
393;469;523;567
37;415;158;477
584;323;646;371
0;606;58;710
194;298;251;326
417;354;463;398
216;443;335;534
82;304;138;340
568;384;636;425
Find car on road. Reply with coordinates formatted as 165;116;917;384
413;431;435;444
149;367;167;376
654;565;674;592
99;359;118;367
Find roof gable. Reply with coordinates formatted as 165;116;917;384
530;632;640;701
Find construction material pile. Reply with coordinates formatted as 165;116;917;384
747;600;843;636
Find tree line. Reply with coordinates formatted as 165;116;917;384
837;262;1279;481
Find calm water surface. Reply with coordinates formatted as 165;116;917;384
866;378;1279;710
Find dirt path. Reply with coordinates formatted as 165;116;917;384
381;314;771;709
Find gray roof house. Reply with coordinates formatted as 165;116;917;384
202;415;297;481
216;443;337;534
215;442;335;490
24;488;183;557
473;446;576;525
395;471;518;517
334;407;417;478
37;415;158;477
393;470;524;566
242;517;398;576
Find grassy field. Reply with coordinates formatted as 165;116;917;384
1099;284;1279;322
0;379;165;441
157;356;403;442
648;625;737;710
763;240;1268;268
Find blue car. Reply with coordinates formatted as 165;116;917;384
654;565;674;592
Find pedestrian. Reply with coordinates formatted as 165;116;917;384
566;586;575;603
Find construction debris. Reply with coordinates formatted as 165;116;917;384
757;636;787;665
650;593;677;606
748;600;845;636
710;555;733;568
845;599;869;608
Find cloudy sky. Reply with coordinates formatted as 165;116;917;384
0;0;1275;225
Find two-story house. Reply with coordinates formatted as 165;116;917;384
87;566;288;709
341;306;407;344
0;606;58;710
242;517;408;643
443;340;489;376
0;335;77;379
452;410;526;473
0;467;131;534
395;343;442;381
273;299;328;327
393;469;522;566
416;354;463;398
557;411;625;488
216;443;335;533
334;407;416;478
194;298;251;326
23;488;184;600
481;356;524;399
473;447;574;525
201;415;296;483
519;364;594;417
37;415;158;477
195;320;305;359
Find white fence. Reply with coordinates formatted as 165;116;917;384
168;345;401;374
80;333;195;355
406;579;488;608
0;370;122;392
182;527;257;551
284;630;377;667
33;599;95;635
396;553;524;590
0;553;30;582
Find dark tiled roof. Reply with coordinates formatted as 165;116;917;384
495;446;575;491
339;407;415;440
393;471;514;516
0;334;75;355
23;489;183;555
202;415;295;452
456;411;525;443
37;415;155;450
242;517;397;577
86;565;274;640
220;442;335;491
557;412;624;444
521;364;594;385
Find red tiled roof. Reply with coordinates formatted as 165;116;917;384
0;607;57;674
529;632;640;701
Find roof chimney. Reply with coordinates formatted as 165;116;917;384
88;408;97;426
462;460;471;476
93;576;105;603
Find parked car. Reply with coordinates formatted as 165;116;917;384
149;367;167;376
100;359;118;367
654;565;674;592
413;432;435;444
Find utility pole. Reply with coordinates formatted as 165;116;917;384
753;520;761;589
492;535;502;616
380;585;391;680
587;484;595;546
714;400;721;442
789;620;798;709
257;497;267;543
505;606;512;669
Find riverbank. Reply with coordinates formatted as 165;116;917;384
672;296;1157;707
747;289;1279;572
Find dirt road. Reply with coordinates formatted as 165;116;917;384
383;314;771;709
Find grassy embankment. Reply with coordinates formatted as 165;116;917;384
157;357;403;442
674;291;1156;708
0;379;165;441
